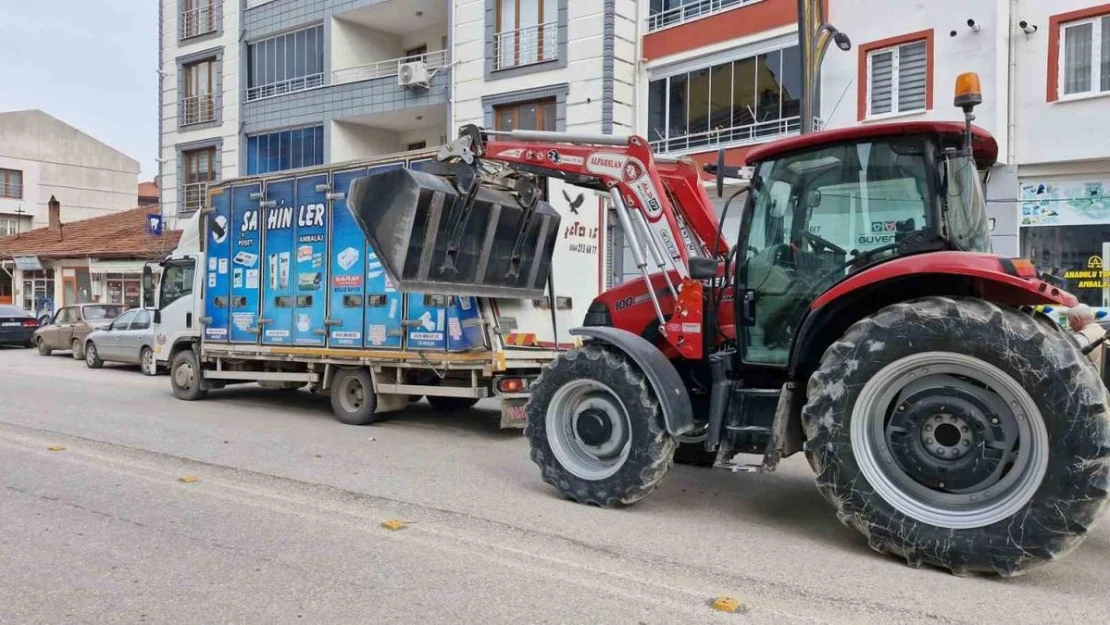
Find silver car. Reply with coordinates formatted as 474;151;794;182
83;309;157;375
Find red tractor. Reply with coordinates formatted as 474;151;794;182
352;73;1110;575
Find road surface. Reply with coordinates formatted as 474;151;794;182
2;346;1109;624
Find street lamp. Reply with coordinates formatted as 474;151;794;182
798;0;851;134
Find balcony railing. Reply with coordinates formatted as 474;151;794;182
650;116;802;154
647;0;762;32
181;94;217;126
181;182;211;215
181;3;219;39
0;181;22;199
245;72;325;102
331;49;450;86
493;22;559;71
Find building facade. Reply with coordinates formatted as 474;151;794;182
0;110;141;235
819;0;1110;307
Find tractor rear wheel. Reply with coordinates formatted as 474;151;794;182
802;297;1110;576
526;343;676;507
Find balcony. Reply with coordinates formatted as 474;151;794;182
647;0;762;32
331;104;448;163
180;2;219;40
493;22;559;71
246;73;325;102
181;182;210;215
181;94;217;127
332;49;450;87
650;116;802;155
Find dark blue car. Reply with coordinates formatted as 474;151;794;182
0;305;38;348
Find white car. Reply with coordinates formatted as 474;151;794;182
83;309;158;375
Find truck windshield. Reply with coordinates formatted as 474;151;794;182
944;154;992;253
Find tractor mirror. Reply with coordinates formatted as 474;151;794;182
688;256;718;280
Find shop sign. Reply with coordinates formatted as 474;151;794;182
1063;256;1110;289
1021;180;1110;226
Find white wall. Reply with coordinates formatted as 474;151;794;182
331;18;402;70
331;122;403;163
401;21;449;53
0;111;140;227
452;0;618;133
399;125;448;148
159;0;241;225
822;0;1011;162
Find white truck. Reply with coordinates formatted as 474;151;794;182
143;149;608;426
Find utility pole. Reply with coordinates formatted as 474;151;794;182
797;0;852;134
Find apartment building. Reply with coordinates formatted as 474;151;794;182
819;0;1110;306
159;0;451;225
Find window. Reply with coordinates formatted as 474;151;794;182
863;34;931;119
647;45;802;153
159;260;195;309
406;141;428;151
647;0;758;31
246;25;324;101
0;168;22;199
1060;15;1110;97
182;147;217;214
105;273;143;308
246;125;324;176
110;310;138;330
181;0;217;39
0;215;19;235
403;45;428;62
55;308;76;325
84;305;126;321
22;269;54;317
182;58;217;126
494;0;558;70
131;310;152;330
494;98;557;131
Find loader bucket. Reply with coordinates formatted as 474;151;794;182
346;167;560;299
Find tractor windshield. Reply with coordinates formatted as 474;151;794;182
943;154;992;253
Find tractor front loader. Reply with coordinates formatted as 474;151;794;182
348;72;1110;576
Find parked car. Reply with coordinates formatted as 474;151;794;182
0;305;39;347
34;303;126;358
83;309;157;375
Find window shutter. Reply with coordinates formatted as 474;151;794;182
897;40;928;111
869;50;894;115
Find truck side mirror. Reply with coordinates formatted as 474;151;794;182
688;256;718;280
142;265;155;310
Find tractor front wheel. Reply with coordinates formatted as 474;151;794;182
802;297;1110;576
526;343;676;507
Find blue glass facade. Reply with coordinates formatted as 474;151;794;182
246;125;325;175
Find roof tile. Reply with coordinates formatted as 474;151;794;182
0;207;181;260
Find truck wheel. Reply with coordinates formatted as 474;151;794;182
426;396;479;412
526;343;676;507
171;350;207;401
330;368;379;425
802;297;1110;576
84;342;103;369
71;338;84;360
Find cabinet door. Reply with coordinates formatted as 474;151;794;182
292;174;329;346
260;178;295;346
229;183;262;344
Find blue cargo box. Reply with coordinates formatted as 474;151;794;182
202;156;485;353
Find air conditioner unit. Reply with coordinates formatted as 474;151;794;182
398;61;429;89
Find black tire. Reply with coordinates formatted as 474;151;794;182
71;338;84;360
329;368;379;425
525;343;676;507
170;349;207;401
426;395;479;412
36;337;51;356
802;297;1110;576
84;342;103;369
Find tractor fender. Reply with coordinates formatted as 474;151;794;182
569;326;695;437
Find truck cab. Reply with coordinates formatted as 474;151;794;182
145;212;205;369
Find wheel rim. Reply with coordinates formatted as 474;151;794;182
546;379;632;481
85;345;96;366
72;340;81;355
174;359;195;390
850;352;1049;530
338;375;365;414
142;349;153;373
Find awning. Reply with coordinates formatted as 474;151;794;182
88;259;148;275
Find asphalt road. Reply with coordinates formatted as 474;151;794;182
2;346;1110;624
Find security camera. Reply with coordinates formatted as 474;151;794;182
1019;20;1038;35
967;18;981;33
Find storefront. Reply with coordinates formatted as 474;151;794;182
90;260;147;308
1019;176;1110;309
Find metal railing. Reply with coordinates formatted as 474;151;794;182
331;49;450;86
650;116;801;154
181;94;217;126
493;21;559;71
181;182;211;215
0;181;22;199
647;0;761;32
181;2;218;39
245;72;325;102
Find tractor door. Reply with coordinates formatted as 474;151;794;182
736;138;935;367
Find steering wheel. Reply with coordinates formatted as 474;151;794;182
802;230;848;256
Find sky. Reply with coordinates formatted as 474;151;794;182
0;0;159;180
